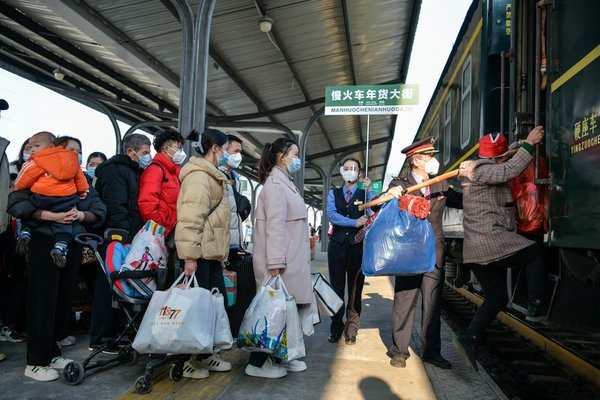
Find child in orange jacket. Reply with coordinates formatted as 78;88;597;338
14;132;89;267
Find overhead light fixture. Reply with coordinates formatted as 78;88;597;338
258;15;273;33
53;66;65;81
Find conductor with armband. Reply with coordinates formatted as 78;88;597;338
384;137;462;370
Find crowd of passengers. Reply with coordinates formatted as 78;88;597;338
0;108;548;382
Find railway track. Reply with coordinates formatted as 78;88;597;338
442;285;600;400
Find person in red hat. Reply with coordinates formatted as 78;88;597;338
453;126;546;372
384;137;462;370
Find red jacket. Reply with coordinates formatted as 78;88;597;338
15;147;89;196
138;153;181;236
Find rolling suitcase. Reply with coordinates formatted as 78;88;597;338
226;250;256;337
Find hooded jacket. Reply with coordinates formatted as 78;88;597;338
15;147;89;196
95;154;143;238
138;153;181;236
176;156;230;262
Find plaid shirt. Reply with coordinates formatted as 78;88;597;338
458;148;535;265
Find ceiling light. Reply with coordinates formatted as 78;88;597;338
53;66;65;81
258;15;273;33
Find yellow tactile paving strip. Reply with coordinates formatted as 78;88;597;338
116;349;247;400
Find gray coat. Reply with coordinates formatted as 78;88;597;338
252;166;312;304
458;148;534;265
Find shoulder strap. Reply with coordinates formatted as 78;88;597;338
148;162;166;182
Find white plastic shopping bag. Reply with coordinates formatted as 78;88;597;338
299;291;320;336
237;275;287;354
121;220;168;298
276;280;305;361
312;273;343;317
133;273;214;354
212;288;234;349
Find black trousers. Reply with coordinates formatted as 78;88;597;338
464;243;546;338
194;259;227;307
87;261;125;346
327;239;365;337
390;266;445;359
30;194;79;242
27;231;80;365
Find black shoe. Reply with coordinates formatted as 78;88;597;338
390;354;406;368
526;299;546;322
328;334;341;343
422;354;452;369
344;335;356;345
453;336;477;372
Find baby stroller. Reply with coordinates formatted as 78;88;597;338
62;230;170;386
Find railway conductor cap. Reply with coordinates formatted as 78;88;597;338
401;137;439;156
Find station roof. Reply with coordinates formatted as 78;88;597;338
0;0;421;208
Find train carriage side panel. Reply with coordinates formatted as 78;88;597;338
546;1;600;251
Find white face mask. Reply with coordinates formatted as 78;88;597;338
424;158;440;175
340;168;359;183
227;152;242;169
171;148;187;165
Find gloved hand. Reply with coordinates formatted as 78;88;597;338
387;185;405;198
354;215;368;228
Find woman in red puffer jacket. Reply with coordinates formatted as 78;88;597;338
138;132;186;236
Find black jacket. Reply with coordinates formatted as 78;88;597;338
94;154;143;238
7;188;106;236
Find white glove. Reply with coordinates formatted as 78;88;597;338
387;185;404;198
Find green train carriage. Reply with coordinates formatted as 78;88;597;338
404;0;600;330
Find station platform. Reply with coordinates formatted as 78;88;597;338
0;252;507;399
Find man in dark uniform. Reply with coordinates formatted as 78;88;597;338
386;137;462;369
327;158;374;345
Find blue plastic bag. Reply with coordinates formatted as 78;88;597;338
362;198;436;276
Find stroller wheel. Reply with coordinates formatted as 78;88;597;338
63;361;84;385
169;360;184;381
118;346;138;366
134;375;153;394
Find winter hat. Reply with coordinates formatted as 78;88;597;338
479;133;509;158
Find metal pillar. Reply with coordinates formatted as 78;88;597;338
169;0;194;139
191;0;217;141
298;107;325;197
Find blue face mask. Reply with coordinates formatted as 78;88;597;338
22;153;31;162
217;150;229;167
138;154;152;169
87;167;96;178
77;153;83;165
288;157;301;174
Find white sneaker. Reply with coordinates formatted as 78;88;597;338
245;357;287;379
182;361;209;379
283;359;307;372
24;365;59;382
0;352;5;361
198;353;232;372
49;356;73;369
57;335;76;347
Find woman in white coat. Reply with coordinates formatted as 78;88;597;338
246;138;312;379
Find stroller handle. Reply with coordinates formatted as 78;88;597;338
74;232;104;247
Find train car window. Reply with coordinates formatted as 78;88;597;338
430;116;439;143
460;56;472;149
443;95;452;165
